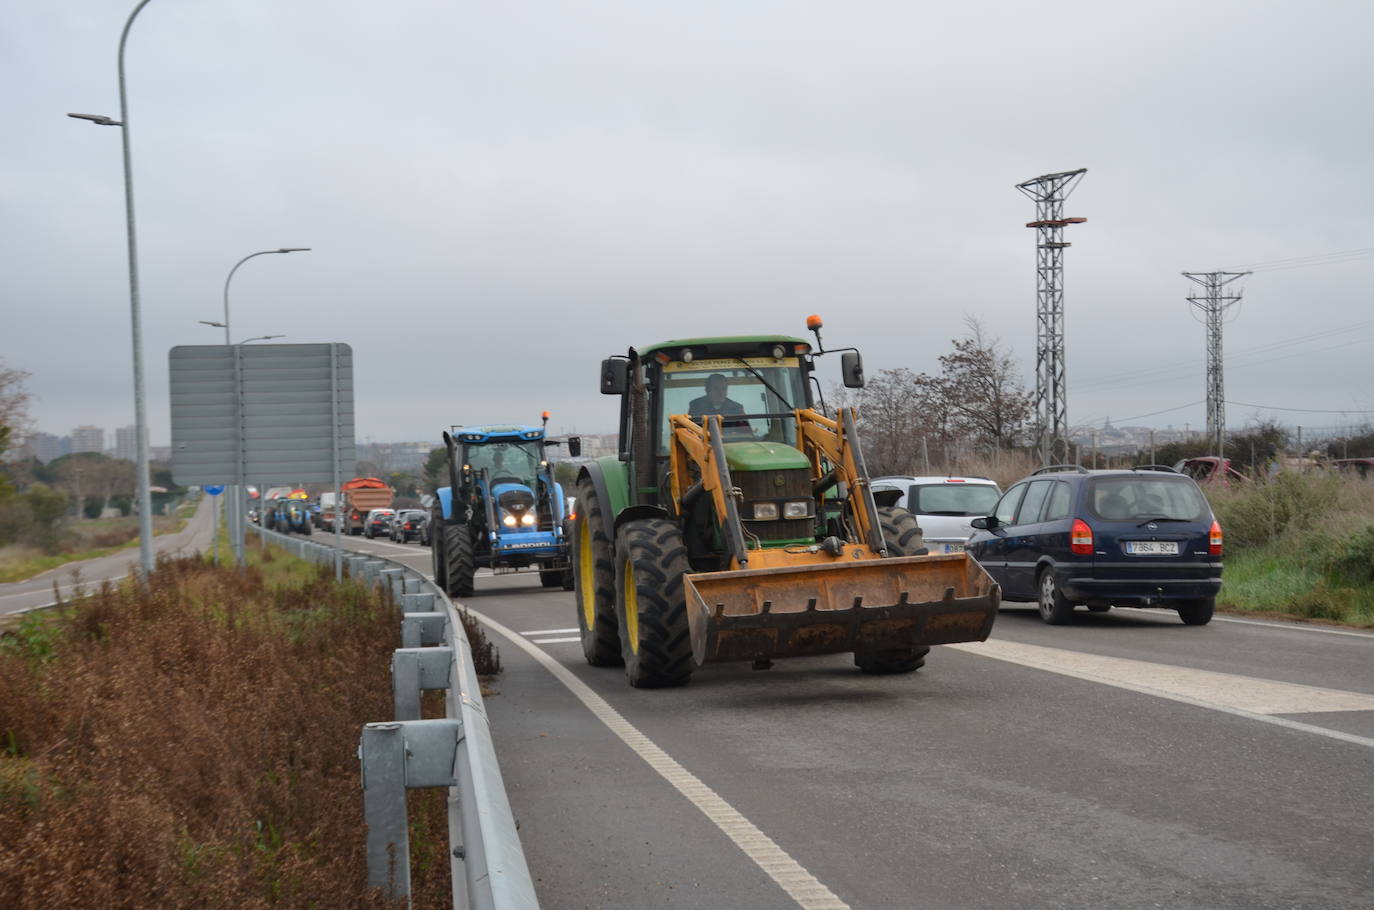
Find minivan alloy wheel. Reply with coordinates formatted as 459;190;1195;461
1038;570;1074;625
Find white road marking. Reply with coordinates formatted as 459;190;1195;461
522;627;580;635
1139;608;1374;639
949;639;1374;749
527;636;581;644
466;606;852;910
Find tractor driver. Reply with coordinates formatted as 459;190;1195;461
688;373;750;434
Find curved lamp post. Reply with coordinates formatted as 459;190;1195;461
221;249;310;344
67;0;157;579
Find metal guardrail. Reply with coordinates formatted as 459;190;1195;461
249;523;539;909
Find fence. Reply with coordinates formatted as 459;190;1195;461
249;523;539;909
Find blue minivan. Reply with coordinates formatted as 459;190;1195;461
966;465;1223;625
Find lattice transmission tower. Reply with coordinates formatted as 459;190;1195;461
1183;270;1250;458
1017;168;1087;464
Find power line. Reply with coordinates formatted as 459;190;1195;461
1224;246;1374;273
1226;400;1374;415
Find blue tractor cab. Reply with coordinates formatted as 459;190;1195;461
431;417;581;597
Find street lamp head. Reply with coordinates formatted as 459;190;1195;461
276;247;310;253
239;334;286;344
199;320;227;328
67;112;123;126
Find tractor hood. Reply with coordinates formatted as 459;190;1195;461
722;441;811;473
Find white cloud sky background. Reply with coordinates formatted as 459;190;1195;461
4;0;1373;446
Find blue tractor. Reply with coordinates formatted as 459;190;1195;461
431;418;581;597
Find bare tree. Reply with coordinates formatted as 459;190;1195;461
936;317;1033;453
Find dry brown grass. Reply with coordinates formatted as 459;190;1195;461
0;550;452;908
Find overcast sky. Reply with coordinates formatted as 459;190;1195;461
5;0;1373;448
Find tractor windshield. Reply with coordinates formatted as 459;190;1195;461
464;440;542;487
659;357;808;451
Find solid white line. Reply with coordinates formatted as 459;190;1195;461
522;627;580;635
1141;609;1374;639
465;606;852;910
527;636;582;644
948;639;1374;750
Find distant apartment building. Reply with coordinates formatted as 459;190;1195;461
70;425;106;454
114;425;140;462
23;432;66;464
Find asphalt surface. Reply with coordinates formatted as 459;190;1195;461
0;495;216;616
332;531;1374;910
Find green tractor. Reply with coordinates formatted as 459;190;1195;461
572;316;1001;688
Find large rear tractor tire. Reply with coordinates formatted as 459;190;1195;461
444;522;476;599
1178;597;1215;626
614;518;693;688
858;506;931;674
431;510;448;590
573;476;620;666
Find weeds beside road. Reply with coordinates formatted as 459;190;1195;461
0;503;194;584
0;545;453;909
1210;472;1374;626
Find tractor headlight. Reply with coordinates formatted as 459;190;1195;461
520;513;536;526
751;502;779;521
783;500;811;519
502;513;517;527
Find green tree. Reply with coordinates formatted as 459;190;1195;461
422;446;449;494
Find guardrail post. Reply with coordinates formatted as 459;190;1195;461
360;719;464;900
392;647;455;721
403;575;422;596
402;592;435;614
346;555;366;578
379;567;403;597
402;612;448;648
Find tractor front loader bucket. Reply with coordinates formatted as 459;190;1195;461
684;553;1000;666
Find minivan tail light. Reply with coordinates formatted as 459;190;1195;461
1209;520;1223;556
1070;519;1094;555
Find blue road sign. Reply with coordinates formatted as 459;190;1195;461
204;485;225;496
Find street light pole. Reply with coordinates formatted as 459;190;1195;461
68;0;157;579
223;249;311;345
221;249;308;567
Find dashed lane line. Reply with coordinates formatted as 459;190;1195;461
465;605;853;910
526;636;581;644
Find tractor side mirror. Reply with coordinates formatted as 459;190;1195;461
601;358;628;395
841;351;865;388
567;436;582;457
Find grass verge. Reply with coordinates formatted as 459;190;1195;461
0;544;456;908
1210;472;1374;626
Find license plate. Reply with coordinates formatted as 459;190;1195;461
940;543;965;554
1126;540;1179;556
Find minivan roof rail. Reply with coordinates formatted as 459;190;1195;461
1031;464;1090;475
1132;464;1181;473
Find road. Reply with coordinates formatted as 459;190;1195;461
0;496;216;617
332;531;1374;910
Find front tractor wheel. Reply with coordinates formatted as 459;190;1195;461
573;476;620;666
444;522;475;599
614;518;693;688
858;505;931;674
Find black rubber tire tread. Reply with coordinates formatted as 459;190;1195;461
444;522;475;598
573;475;620;666
1038;568;1075;625
431;510;447;589
539;565;562;588
876;505;927;556
614;518;694;688
1178;598;1215;626
858;505;930;673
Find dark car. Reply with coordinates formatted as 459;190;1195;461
966;465;1223;625
389;509;428;544
363;508;396;539
1330;457;1374;478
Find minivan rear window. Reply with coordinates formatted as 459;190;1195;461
911;484;1002;516
1087;476;1207;522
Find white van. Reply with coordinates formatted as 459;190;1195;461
870;475;1002;554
